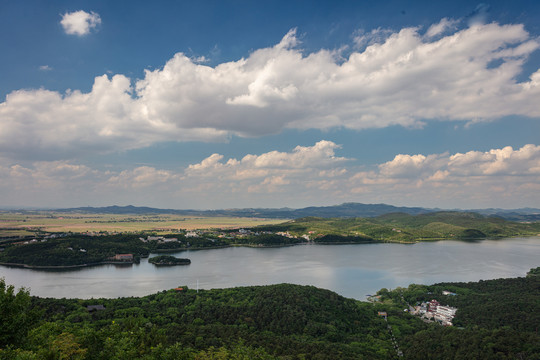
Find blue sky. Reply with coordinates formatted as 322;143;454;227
1;0;540;209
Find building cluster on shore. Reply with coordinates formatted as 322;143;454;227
140;228;308;242
3;224;328;250
411;298;458;326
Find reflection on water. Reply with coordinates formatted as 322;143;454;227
0;238;538;300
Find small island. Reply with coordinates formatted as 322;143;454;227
148;255;191;266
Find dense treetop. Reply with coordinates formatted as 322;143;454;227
1;268;539;359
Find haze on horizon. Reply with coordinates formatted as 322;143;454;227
1;1;540;210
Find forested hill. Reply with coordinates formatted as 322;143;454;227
1;283;414;359
1;270;539;359
380;267;540;359
255;211;540;242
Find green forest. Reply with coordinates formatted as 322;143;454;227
377;267;540;359
0;233;300;268
1;268;539;359
148;255;191;266
0;235;149;267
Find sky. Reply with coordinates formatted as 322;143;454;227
1;0;540;210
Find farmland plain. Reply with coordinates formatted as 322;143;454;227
0;212;285;237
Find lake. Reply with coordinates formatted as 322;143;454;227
0;237;538;300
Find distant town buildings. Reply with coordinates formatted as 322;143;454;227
412;297;457;326
276;231;294;238
141;236;179;243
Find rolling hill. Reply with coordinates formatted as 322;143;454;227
254;211;540;242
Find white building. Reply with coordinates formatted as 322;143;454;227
436;305;457;318
442;290;457;296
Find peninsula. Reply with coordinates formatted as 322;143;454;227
1;211;539;268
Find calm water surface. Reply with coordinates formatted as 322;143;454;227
1;237;538;300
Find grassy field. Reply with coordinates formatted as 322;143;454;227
0;212;285;236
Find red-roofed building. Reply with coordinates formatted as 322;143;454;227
113;254;134;261
428;299;440;312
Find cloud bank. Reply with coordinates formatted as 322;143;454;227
1;142;539;209
1;20;540;160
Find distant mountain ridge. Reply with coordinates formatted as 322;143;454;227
53;203;540;221
470;208;540;222
55;203;432;218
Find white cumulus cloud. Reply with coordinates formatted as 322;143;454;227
186;140;349;180
448;144;540;175
350;144;540;207
425;18;459;38
1;20;540;161
0;143;539;209
60;10;101;36
106;166;179;188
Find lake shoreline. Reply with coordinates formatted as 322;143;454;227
1;235;535;270
0;260;136;270
0;237;537;300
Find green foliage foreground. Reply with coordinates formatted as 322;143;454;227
1;269;539;359
0;282;403;359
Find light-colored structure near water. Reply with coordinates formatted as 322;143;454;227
416;299;457;326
